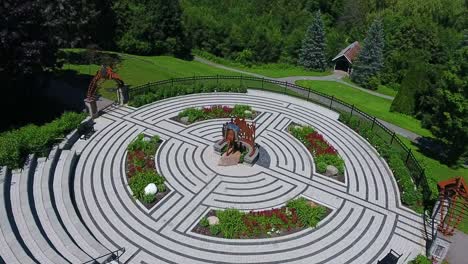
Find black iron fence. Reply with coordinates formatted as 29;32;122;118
128;75;432;206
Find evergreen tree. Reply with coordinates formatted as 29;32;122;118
351;18;384;88
298;10;327;71
390;57;429;115
420;40;468;165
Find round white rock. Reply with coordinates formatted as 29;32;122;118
207;216;219;226
144;183;158;195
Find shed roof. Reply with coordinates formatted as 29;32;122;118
332;41;361;64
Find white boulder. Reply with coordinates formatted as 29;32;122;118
207;216;219;226
180;116;189;123
244;110;252;115
144;183;158;195
325;165;339;176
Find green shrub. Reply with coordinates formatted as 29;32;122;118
128;170;165;200
127;134;160;156
129;82;248;107
408;255;432;264
231;105;252;118
142;193;156;204
157;183;166;193
289;125;314;143
0;112;86;168
200;217;210;227
178;108;205;123
339;113;433;210
286;198;326;228
316;161;327;173
315;154;345;174
209;224;221;236
216;208;246;238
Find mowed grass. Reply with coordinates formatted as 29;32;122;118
342;77;398;97
194;50;331;78
296;80;432;137
61;50;234;99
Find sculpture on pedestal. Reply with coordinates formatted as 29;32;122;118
214;117;259;166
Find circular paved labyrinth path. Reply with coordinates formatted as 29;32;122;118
75;90;426;263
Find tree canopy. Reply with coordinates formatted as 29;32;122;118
298;11;327;71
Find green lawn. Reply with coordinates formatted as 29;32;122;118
376;85;398;97
194;50;331;78
60;49;234;99
399;136;468;233
342;77;398;97
296;80;432;137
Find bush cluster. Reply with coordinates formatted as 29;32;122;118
128;169;165;201
339;114;433;210
129;82;248;107
200;198;327;239
408;255;432;264
286;197;326;228
0;112;87;168
178;104;253;123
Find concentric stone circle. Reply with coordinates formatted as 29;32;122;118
73;90;426;263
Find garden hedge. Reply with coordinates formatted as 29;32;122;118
129;82;248;107
0;112;87;168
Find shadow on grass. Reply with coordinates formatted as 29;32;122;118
414;137;465;167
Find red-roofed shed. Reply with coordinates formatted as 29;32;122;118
332;41;361;74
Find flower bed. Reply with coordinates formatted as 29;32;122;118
289;124;345;182
175;104;258;124
193;197;329;239
126;134;169;208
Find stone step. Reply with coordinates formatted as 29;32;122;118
35;146;83;263
53;149;111;261
0;166;37;264
27;157;70;263
13;155;65;264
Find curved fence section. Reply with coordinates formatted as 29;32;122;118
128;75;432;208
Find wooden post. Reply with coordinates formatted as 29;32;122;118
329;96;334;109
261;78;264;90
307;87;310;101
284;82;288;94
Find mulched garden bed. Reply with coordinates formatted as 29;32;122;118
192;198;331;239
288;123;345;182
171;104;260;125
125;134;170;209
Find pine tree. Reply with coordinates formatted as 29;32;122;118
298;10;327;71
351;19;385;88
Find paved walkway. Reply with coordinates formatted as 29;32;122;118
0;91;429;263
74;91;425;263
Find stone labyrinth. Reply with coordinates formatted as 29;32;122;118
76;90;425;263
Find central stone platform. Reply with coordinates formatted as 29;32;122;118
202;146;264;176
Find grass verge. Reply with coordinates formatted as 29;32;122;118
194;50;331;78
296;80;432;137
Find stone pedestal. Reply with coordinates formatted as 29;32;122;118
117;85;129;105
84;98;98;119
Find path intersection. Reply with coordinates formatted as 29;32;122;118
74;90;425;263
